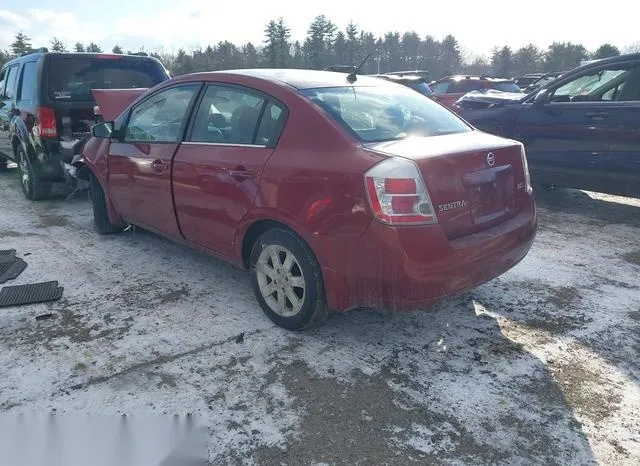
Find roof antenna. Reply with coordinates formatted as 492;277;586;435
347;53;371;83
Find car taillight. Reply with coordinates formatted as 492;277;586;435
37;107;58;138
520;144;532;193
364;157;437;225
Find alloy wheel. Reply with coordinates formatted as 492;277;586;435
255;245;306;317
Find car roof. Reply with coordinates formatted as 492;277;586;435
211;69;395;90
2;51;158;68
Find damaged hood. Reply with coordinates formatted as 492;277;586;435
91;88;149;121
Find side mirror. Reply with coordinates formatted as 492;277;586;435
533;89;549;107
91;121;113;139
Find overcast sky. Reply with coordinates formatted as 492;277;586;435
1;2;639;59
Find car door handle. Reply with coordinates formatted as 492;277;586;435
150;159;167;172
226;168;254;179
585;112;609;119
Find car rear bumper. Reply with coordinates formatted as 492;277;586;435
318;196;537;310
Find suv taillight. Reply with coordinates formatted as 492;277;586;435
37;107;58;138
364;157;437;225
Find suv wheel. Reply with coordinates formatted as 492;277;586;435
89;172;123;234
0;158;8;172
250;228;328;330
16;146;51;200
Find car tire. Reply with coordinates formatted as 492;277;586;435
250;228;328;330
0;158;8;172
89;171;122;234
16;145;52;200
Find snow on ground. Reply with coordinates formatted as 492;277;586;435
0;167;639;465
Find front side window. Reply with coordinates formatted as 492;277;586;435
301;85;471;143
190;85;267;145
550;67;638;102
18;62;37;101
125;84;198;142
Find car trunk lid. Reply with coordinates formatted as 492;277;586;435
364;131;529;239
91;88;148;121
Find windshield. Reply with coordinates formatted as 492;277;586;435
300;86;471;143
47;57;168;101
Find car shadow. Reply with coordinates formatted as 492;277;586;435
256;297;598;465
533;184;640;228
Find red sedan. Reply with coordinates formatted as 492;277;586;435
81;69;537;330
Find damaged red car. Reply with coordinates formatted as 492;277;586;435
80;70;537;330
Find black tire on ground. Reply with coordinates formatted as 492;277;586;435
89;172;122;234
250;228;328;331
16;145;52;200
0;158;8;172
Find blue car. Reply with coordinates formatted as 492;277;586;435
456;54;640;198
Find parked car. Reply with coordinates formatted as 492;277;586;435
455;53;640;197
371;74;435;98
0;50;170;199
385;70;432;81
79;69;536;330
429;75;522;111
514;73;546;90
522;72;563;94
324;65;357;73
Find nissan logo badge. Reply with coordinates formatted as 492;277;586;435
487;152;495;167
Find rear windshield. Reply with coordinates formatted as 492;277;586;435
300;85;471;143
47;57;168;101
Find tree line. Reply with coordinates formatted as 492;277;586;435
1;16;637;80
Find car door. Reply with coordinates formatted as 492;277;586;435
605;65;640;197
172;84;287;258
0;65;19;159
108;83;200;238
515;63;630;191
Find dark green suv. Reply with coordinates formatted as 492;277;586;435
0;50;169;199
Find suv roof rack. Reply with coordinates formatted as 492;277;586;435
21;47;48;56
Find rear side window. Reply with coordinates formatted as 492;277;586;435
190;85;266;145
18;62;37;101
3;66;19;99
47;57;168;102
0;68;5;96
255;102;287;147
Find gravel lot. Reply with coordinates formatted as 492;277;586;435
0;165;639;465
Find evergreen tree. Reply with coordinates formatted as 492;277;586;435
86;43;103;53
11;32;32;56
50;38;67;52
